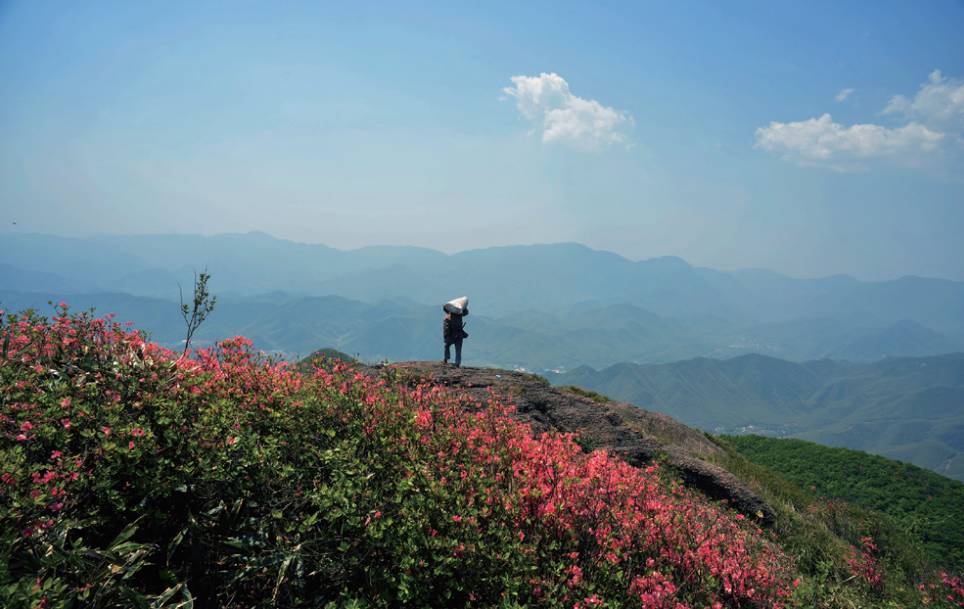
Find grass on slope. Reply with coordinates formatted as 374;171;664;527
722;434;964;573
705;435;937;608
293;347;356;373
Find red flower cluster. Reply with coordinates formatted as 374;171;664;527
2;305;798;608
920;572;964;607
312;364;797;607
847;536;884;590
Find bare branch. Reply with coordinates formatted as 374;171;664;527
180;268;217;356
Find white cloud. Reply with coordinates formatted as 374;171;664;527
883;69;964;127
754;113;943;169
757;70;964;170
502;73;633;150
834;88;855;103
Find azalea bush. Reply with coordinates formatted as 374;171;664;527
846;536;884;591
919;573;964;607
0;305;799;608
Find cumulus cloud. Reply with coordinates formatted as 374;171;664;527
883;69;964;127
834;88;855;103
502;73;633;150
756;70;964;170
755;114;943;168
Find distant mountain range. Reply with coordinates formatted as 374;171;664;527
2;231;964;369
2;287;963;373
2;231;962;479
549;352;964;481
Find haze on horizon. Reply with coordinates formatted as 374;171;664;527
2;1;963;281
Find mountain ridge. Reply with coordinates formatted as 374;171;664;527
550;352;964;480
5;232;964;337
5;229;963;281
3;285;963;368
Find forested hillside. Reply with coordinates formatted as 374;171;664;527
723;435;964;571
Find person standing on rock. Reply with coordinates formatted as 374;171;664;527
443;296;469;367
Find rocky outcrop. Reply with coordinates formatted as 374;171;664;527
374;361;775;525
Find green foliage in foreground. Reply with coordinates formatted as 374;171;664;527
705;436;937;609
3;309;800;609
722;434;964;573
3;307;962;609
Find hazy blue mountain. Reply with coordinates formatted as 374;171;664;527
549;353;964;480
2;288;963;371
3;231;964;369
0;289;699;367
5;232;963;333
0;263;96;294
0;234;148;289
828;319;963;360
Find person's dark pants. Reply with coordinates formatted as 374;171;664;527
444;340;462;366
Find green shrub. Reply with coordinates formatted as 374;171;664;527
560;386;611;404
1;307;795;608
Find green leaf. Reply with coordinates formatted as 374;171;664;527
167;527;188;565
151;583;195;609
110;520;141;548
272;554;295;603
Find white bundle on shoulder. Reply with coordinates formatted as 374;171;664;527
443;296;469;316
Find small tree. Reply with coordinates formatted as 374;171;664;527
179;269;217;355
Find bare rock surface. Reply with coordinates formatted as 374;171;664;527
372;361;775;524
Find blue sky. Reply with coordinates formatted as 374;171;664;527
1;1;963;280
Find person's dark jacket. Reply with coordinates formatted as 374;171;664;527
443;314;467;343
